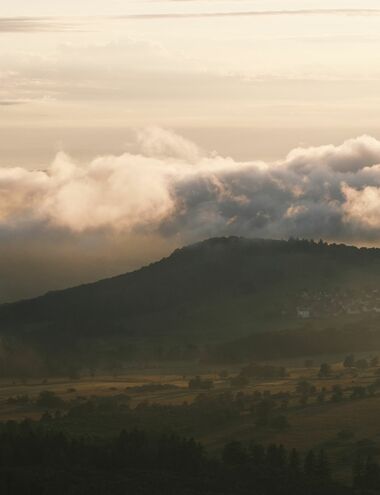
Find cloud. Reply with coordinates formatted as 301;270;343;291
6;9;375;34
0;17;75;33
342;184;380;230
3;32;378;110
0;150;174;233
0;37;204;103
2;129;380;244
116;9;380;20
135;127;202;163
0;100;24;106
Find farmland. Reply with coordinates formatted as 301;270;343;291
1;353;380;483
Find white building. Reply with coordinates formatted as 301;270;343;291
297;307;311;319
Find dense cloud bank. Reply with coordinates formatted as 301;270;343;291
2;128;380;243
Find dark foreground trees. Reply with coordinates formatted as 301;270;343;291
354;455;380;492
0;421;352;495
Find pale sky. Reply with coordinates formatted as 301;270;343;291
2;1;380;164
2;1;380;301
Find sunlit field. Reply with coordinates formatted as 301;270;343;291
0;353;379;484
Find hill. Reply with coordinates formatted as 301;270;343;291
1;237;380;374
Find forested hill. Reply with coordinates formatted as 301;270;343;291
1;237;380;342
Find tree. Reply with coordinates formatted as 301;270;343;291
271;415;289;431
331;385;343;402
356;359;369;370
296;380;316;397
249;442;265;466
188;376;214;390
316;450;330;479
317;388;326;403
361;456;380;490
304;450;316;475
289;448;300;473
230;374;249;387
255;398;276;427
222;441;248;466
343;354;355;368
371;356;379;368
353;454;365;487
319;363;332;378
351;386;366;400
36;391;64;409
68;366;80;380
367;383;377;396
267;444;287;469
219;369;229;379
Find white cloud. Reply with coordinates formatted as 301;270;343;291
135;126;203;163
342;184;380;229
2;129;380;242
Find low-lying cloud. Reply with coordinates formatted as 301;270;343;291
2;128;380;243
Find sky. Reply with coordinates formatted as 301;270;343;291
2;1;380;301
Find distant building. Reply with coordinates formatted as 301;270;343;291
297;307;311;319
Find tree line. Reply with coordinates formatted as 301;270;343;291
0;421;353;495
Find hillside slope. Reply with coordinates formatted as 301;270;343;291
1;237;380;342
1;237;380;374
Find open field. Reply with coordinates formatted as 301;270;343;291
1;354;380;483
